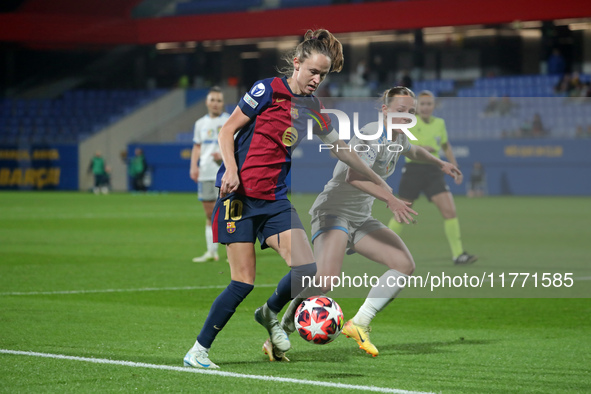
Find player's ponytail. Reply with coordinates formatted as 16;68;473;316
280;28;344;76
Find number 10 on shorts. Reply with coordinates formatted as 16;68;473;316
223;199;243;221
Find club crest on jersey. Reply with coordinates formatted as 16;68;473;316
291;107;299;119
282;127;298;147
227;222;236;233
251;83;266;97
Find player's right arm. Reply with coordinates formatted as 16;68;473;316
190;118;203;183
218;107;251;197
325;138;392;194
342;136;416;224
189;143;201;183
346;168;417;224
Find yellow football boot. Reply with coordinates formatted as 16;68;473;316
342;320;378;357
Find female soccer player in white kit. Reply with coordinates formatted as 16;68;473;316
190;87;230;262
276;87;462;358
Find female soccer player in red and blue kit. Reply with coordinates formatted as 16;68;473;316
184;29;392;368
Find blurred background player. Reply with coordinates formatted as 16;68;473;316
190;86;230;263
467;161;487;198
278;87;461;357
183;29;392;369
88;150;109;194
388;90;477;265
129;148;149;192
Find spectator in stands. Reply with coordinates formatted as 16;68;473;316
530;113;547;137
521;113;547;138
554;73;570;95
351;60;368;86
497;95;517;116
88;151;109;195
467;161;486;198
568;72;584;97
483;97;498;117
398;70;413;89
178;74;190;89
129;148;148;191
547;48;566;76
554;73;582;96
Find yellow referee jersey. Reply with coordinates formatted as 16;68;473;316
405;115;448;164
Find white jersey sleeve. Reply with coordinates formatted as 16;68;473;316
193;118;203;145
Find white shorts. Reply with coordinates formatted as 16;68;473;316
310;213;387;249
198;181;218;201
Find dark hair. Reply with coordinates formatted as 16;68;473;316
208;86;223;94
280;29;344;76
381;86;415;106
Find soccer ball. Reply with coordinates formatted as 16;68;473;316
294;296;344;345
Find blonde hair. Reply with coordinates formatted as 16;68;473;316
418;90;435;98
280;29;344;76
381;86;415;106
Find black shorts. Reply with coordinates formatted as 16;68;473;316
212;193;304;249
398;163;450;201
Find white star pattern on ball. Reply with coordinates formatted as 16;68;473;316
300;299;319;314
295;296;344;345
324;303;342;322
307;315;328;338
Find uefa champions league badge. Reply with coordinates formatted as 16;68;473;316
227;222;236;233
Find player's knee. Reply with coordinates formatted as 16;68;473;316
228;280;255;302
292;262;317;280
404;257;416;275
389;254;415;276
441;209;456;219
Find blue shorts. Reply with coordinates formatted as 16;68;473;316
212;193;304;249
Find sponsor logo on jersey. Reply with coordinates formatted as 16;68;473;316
243;93;258;109
282;127;298;147
251;83;266;97
227;222;236;233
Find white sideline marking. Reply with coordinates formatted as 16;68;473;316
0;349;433;394
0;284;276;296
3;276;590;297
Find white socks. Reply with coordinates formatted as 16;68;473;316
352;269;408;327
205;225;217;255
191;339;208;352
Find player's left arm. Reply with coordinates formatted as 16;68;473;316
440;141;462;185
404;144;462;184
441;141;459;168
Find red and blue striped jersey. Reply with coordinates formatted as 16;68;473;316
216;76;331;200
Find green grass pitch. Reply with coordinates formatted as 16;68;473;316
0;192;589;393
